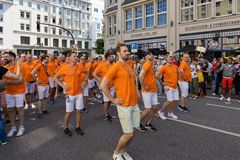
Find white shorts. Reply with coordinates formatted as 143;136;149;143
49;77;57;88
88;79;95;88
66;93;84;112
178;81;189;97
25;82;36;94
102;87;115;102
83;85;89;97
142;92;159;108
165;87;179;102
6;93;25;108
37;86;49;100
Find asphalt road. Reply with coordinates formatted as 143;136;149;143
1;94;240;160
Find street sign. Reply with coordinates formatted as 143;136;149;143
130;43;138;53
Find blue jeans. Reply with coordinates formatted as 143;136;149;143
0;111;7;142
214;76;221;95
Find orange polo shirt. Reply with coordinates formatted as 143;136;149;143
105;61;138;107
158;63;178;89
55;63;86;96
141;60;157;92
47;60;59;77
34;63;49;86
21;61;35;83
179;60;192;82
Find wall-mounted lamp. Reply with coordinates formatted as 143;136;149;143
170;21;174;27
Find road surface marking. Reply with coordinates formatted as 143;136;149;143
206;103;240;111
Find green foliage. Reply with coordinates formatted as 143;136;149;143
93;39;104;55
61;48;72;57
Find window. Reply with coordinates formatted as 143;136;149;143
97;23;100;30
44;27;48;33
67;19;71;26
26;12;30;19
97;33;102;39
238;0;240;12
87;15;90;20
82;23;85;30
215;0;232;16
37;14;41;21
37;3;41;10
135;6;142;29
158;0;167;25
19;0;23;6
20;23;24;30
28;1;32;7
0;38;2;45
52;6;56;13
59;0;63;4
0;27;2;33
37;25;40;32
20;36;30;45
44;16;48;22
125;9;132;31
108;17;112;35
113;15;116;34
37;37;41;44
146;3;154;28
94;8;98;12
26;24;30;31
59;18;62;25
0;15;3;22
181;0;194;22
52;17;56;24
20;11;24;18
59;8;62;14
0;4;3;10
44;5;48;12
67;9;70;15
227;37;235;44
82;13;85;19
59;29;62;35
53;39;59;47
44;38;48;46
52;28;56;34
85;42;89;49
77;41;82;49
62;39;67;48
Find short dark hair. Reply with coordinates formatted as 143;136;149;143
68;52;77;57
4;51;16;59
116;43;128;53
105;52;113;59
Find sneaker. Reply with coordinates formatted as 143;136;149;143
96;93;102;99
16;128;25;137
50;99;54;105
145;123;156;131
7;128;17;137
167;112;178;119
24;104;29;109
178;106;190;112
122;152;133;160
136;124;146;132
80;108;88;113
104;114;112;122
158;111;167;120
75;127;84;136
1;139;7;145
113;153;124;160
226;97;231;102
43;110;48;114
212;93;216;96
31;103;37;109
5;120;11;126
64;128;72;137
220;96;225;101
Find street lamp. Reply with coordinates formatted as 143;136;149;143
36;21;77;51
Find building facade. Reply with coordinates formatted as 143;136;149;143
90;0;104;55
0;0;92;55
104;0;240;57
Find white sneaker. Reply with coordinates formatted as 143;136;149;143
122;152;133;160
167;112;178;119
220;96;225;101
158;111;167;120
16;128;25;137
226;97;231;102
212;93;216;96
31;103;37;109
113;153;124;160
24;104;29;109
7;128;17;137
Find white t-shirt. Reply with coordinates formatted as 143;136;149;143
190;64;198;78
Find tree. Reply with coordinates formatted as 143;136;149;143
93;39;104;55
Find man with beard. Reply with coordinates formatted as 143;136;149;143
3;51;26;137
54;52;86;137
137;51;159;131
93;52;115;122
101;44;140;160
178;53;191;112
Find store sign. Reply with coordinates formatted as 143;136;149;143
185;20;240;32
207;40;219;50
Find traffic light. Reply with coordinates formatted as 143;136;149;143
36;21;40;30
